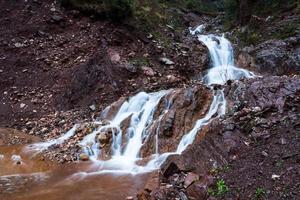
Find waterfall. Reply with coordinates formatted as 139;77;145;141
26;25;254;175
175;25;255;154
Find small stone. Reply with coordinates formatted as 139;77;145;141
252;106;261;112
124;63;137;73
79;153;89;161
166;75;178;83
40;127;48;134
271;174;280;180
20;103;26;109
125;196;134;200
0;69;3;73
279;138;287;145
262;151;268;157
14;43;24;48
11;155;22;164
160;57;174;65
147;34;153;39
51;15;63;22
89;105;96;111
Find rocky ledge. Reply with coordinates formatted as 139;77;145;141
138;75;300;200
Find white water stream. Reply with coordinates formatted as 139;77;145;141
25;25;254;175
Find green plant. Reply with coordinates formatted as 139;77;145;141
223;0;238;22
254;187;267;199
130;57;149;67
208;179;229;197
275;159;284;168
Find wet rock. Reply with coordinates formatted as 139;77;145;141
11;155;22;164
79;153;89;161
161;110;175;137
97;132;110;145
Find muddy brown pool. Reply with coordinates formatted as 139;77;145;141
0;145;148;200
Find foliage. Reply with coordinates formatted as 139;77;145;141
208;179;229;197
183;0;224;13
222;0;299;26
254;187;267;199
130;57;149;67
223;0;238;22
103;0;135;21
60;0;135;21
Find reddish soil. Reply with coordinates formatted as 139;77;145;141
0;0;208;133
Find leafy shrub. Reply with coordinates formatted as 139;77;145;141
254;187;267;199
223;0;238;22
103;0;135;22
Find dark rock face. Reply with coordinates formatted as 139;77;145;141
237;36;300;75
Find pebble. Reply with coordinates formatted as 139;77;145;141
89;105;96;111
279;138;287;145
20;103;26;109
11;155;22;164
271;174;280;180
160;57;174;65
14;43;24;48
262;151;268;157
79;153;89;161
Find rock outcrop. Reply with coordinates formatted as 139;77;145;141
237;36;300;75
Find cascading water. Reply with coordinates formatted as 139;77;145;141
25;25;255;175
190;25;255;85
